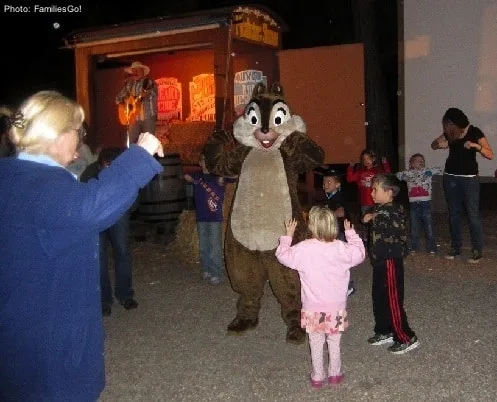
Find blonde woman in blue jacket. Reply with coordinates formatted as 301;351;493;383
0;91;163;401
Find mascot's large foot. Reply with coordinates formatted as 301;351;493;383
227;317;259;335
286;323;306;345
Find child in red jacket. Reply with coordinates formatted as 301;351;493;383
347;149;391;217
348;150;390;245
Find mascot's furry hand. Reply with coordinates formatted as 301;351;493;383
211;129;233;144
280;131;324;173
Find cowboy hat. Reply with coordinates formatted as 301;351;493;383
125;61;150;76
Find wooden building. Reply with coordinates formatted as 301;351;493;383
65;4;366;172
64;5;286;162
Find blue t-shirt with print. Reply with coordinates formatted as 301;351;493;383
191;172;234;222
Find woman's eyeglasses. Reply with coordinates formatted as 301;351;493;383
77;126;87;140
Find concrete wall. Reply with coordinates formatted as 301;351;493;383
402;0;497;210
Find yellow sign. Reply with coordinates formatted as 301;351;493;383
187;74;215;122
233;7;280;48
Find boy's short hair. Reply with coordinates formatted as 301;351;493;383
409;153;425;162
307;206;339;242
372;173;401;197
323;169;342;183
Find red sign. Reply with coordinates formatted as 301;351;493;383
156;77;182;124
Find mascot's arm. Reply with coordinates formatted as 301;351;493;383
204;130;250;177
280;132;325;173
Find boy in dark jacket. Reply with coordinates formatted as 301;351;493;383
362;173;419;354
318;169;355;296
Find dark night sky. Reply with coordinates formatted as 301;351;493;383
0;0;397;107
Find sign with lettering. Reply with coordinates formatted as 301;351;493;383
234;69;267;116
233;6;280;48
187;73;215;122
156;77;182;125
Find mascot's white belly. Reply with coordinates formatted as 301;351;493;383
231;148;292;251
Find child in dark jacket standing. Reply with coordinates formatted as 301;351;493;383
319;170;356;296
362;173;419;354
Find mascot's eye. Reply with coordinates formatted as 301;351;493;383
246;108;259;126
273;108;287;126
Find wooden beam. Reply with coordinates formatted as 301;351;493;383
86;29;219;56
212;27;230;130
74;48;91;126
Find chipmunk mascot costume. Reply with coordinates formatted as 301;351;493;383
204;82;324;344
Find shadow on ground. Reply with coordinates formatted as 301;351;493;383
99;212;497;401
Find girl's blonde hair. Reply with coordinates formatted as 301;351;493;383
307;206;339;242
9;91;85;155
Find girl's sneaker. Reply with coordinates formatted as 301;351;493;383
328;374;345;386
310;377;325;389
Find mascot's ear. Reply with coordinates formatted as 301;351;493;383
270;82;284;97
251;82;267;98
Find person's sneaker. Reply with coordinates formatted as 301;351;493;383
328;374;345;386
347;281;356;296
367;332;394;345
468;250;482;264
202;272;211;281
310;376;325;389
388;335;420;354
444;250;461;260
120;299;138;310
209;276;223;285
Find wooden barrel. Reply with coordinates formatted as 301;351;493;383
139;153;186;234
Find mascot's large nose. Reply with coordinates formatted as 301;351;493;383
261;127;269;134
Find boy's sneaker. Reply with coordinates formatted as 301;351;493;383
388;335;420;354
367;332;394;345
468;250;482;264
347;281;356;296
202;272;211;281
209;276;223;285
444;250;461;260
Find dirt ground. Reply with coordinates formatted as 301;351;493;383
98;212;497;401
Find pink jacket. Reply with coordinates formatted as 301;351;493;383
275;229;365;312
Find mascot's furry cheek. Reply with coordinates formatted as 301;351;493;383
277;115;307;138
233;117;262;148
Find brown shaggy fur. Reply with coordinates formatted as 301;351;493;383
204;83;324;343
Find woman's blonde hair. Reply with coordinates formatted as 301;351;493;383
9;91;85;154
307;206;339;242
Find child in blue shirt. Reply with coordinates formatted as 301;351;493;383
184;154;234;284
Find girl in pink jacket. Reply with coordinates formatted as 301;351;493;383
275;207;365;389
